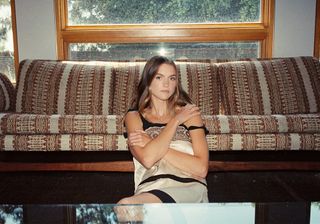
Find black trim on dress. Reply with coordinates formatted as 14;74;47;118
138;174;207;187
148;189;176;203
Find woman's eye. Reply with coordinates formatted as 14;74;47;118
155;76;161;80
170;77;176;81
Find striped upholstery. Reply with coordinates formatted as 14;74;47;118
0;114;125;134
1;113;319;135
0;57;319;151
219;57;320;115
176;60;219;115
0;73;15;112
16;60;129;115
15;59;219;115
1;133;319;151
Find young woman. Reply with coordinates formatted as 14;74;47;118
118;56;209;203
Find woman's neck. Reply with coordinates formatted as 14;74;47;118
147;100;174;123
151;101;170;117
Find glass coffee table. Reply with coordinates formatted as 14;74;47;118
1;202;319;224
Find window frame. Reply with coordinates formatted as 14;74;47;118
11;0;19;81
55;0;274;60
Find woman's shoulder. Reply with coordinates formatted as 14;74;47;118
125;109;140;120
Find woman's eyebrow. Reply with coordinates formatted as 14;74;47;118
156;73;177;77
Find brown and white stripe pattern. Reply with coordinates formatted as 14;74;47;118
1;57;319;152
206;133;320;151
16;60;129;115
1;133;319;151
176;60;220;115
1;113;319;135
0;73;15;112
219;57;320;115
203;114;320;134
0;134;127;151
0;113;125;134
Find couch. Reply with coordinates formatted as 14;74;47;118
0;57;320;172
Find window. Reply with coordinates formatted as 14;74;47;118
0;0;18;83
56;0;274;60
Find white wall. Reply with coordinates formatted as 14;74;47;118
15;0;317;61
15;0;56;61
273;0;316;57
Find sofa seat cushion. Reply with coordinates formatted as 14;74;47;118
1;113;319;135
219;57;320;115
1;133;319;151
0;134;127;151
0;113;125;134
203;114;320;134
206;133;320;151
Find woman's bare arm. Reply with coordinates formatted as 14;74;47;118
125;111;179;168
125;105;200;169
163;114;209;178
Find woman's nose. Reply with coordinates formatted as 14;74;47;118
163;78;169;86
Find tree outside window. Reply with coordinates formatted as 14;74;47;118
57;0;273;60
0;0;16;83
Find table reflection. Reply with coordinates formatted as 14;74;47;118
0;202;319;224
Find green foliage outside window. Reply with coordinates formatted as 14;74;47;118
0;0;15;82
68;0;260;25
0;0;12;51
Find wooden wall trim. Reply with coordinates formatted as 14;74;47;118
10;0;19;81
314;0;320;57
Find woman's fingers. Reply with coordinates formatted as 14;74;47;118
175;104;200;124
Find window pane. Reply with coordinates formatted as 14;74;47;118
0;0;15;83
68;0;261;25
69;42;260;60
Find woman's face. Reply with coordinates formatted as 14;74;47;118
149;63;177;102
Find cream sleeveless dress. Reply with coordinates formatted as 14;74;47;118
129;112;209;203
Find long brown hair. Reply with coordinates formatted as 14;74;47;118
132;56;192;113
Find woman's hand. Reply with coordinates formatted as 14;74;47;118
174;104;200;125
128;130;152;148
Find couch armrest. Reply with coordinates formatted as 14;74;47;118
0;72;16;112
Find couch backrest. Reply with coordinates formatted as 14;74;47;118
219;57;320;115
16;59;219;115
0;72;16;112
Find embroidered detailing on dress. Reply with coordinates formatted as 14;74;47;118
145;126;190;142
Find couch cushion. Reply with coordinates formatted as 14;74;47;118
1;133;319;151
1;113;319;135
16;60;142;115
176;59;220;115
0;73;15;112
0;113;125;134
219;57;320;115
203;114;320;134
16;59;220;116
0;134;127;151
206;133;320;151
